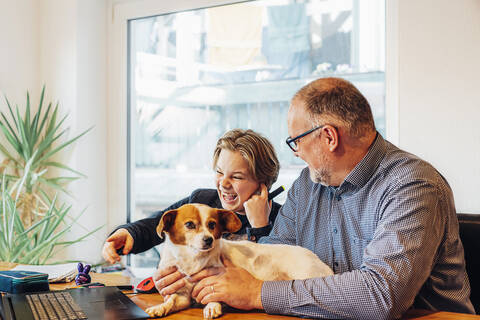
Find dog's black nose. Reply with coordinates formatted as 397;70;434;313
203;236;213;246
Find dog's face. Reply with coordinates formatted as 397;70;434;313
157;203;242;252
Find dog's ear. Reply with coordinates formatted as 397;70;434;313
217;209;242;233
157;209;178;239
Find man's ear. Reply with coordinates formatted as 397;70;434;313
323;125;339;152
157;209;177;238
217;209;242;233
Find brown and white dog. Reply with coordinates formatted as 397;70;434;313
145;203;333;318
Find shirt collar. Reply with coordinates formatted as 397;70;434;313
341;132;386;190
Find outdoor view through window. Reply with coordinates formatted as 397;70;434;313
128;0;385;267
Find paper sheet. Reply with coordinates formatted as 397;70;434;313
10;263;78;282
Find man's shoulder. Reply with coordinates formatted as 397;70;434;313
381;141;447;187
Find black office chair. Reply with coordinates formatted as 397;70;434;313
457;213;480;314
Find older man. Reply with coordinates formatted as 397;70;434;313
160;77;474;319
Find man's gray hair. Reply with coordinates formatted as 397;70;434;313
293;77;376;137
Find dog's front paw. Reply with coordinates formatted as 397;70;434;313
146;303;172;317
203;302;222;319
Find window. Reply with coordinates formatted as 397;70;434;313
127;0;385;267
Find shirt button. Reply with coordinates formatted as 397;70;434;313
336;195;341;201
333;228;338;234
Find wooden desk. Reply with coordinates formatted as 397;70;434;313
67;273;480;320
1;263;478;320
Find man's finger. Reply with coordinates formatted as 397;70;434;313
200;290;222;305
196;285;218;304
190;266;224;282
159;278;186;296
153;266;178;281
192;277;211;298
154;270;184;293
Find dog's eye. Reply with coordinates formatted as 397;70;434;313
185;221;196;229
208;221;216;229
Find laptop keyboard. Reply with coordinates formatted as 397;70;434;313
26;291;88;320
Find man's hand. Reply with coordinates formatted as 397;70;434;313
102;228;134;264
153;266;187;295
244;183;271;228
191;258;263;310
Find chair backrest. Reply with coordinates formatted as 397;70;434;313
457;213;480;314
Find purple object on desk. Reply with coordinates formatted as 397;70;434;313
75;262;92;285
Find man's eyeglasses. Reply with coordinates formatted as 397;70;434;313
285;125;324;152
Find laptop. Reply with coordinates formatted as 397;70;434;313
0;286;149;320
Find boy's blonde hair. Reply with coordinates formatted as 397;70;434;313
212;129;279;189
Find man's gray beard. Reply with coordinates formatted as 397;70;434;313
309;166;330;186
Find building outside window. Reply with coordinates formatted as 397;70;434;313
127;0;385;267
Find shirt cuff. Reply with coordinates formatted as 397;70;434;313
261;281;291;315
246;224;272;242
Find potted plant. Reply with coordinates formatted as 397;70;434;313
0;87;101;264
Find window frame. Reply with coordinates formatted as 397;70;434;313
107;0;243;232
106;0;399;232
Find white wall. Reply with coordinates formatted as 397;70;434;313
71;0;108;262
0;0;40;101
394;0;480;213
38;0;108;263
0;0;108;264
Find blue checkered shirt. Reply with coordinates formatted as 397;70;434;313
260;133;474;319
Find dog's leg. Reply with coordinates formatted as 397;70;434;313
145;293;191;317
203;302;222;319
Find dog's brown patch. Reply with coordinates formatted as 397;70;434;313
253;254;268;268
217;209;242;234
156;204;242;245
236;245;255;259
253;256;290;280
157;209;177;238
158;205;203;245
